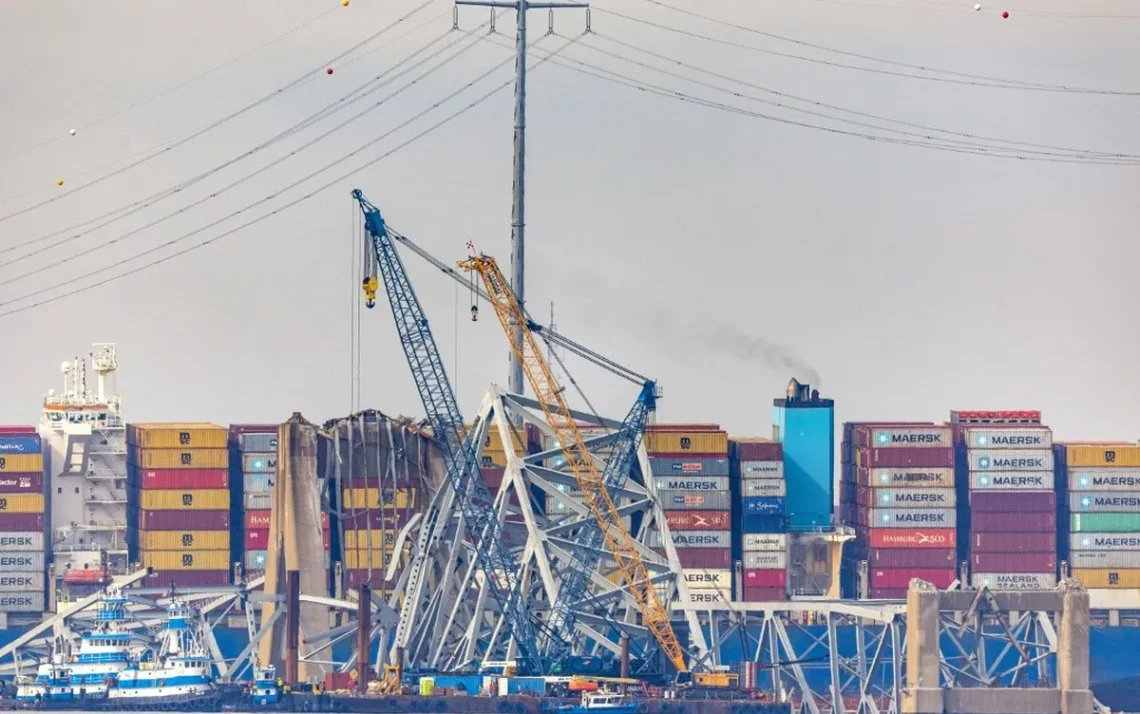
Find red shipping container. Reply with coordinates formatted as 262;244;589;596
742;569;787;588
144;570;231;587
0;426;37;434
871;568;956;589
0;473;43;493
972;552;1056;573
867;528;957;549
732;440;783;461
665;510;732;531
857;447;953;468
647;424;721;432
671;548;731;569
136;509;230;531
482;466;505;490
139;468;228;490
742;586;787;601
245;528;269;550
0;513;44;531
869;588;909;599
867;548;956;569
969;491;1055;513
971;512;1055;533
245;510;330;530
970;532;1055;553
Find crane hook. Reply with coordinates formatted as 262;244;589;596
363;276;378;309
470;305;479;322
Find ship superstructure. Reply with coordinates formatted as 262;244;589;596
41;344;128;592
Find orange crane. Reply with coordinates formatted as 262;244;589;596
458;253;690;679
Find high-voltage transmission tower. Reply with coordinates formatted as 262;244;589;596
454;0;589;398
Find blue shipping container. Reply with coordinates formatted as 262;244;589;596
740;515;787;534
0;436;41;454
743;496;786;515
239;433;278;453
429;675;484;693
648;456;730;477
503;677;547;695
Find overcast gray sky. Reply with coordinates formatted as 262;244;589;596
0;0;1137;443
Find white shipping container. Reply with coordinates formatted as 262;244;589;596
0;552;43;572
0;572;44;592
741;479;787;498
739;461;784;479
0;532;44;551
970;471;1054;490
872;488;956;508
239;432;278;453
1069;469;1140;491
0;592;45;613
1071;533;1140;551
649;529;731;549
245;492;272;510
1068;551;1140;569
243;473;273;494
965;428;1053;450
1069;492;1140;513
685;590;730;605
967;449;1053;472
742;551;787;570
682;569;732;591
242;452;277;473
652;476;729;492
867;468;954;488
868;426;951;448
648;457;729;477
867;508;956;528
743;533;788;552
971;573;1057;591
245;550;268;570
657;491;730;510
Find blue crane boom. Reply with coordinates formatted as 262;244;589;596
351;189;542;672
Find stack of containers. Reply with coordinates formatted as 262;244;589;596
960;421;1057;590
1065;443;1140;589
846;423;957;597
478;422;542;522
127;423;232;587
341;442;418;594
537;422;609;519
0;426;46;614
646;424;731;604
730;438;787;601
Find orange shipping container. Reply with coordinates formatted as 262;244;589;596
138;489;230;511
0;454;43;473
645;431;728;455
342;488;414;510
128;423;228;449
1065;445;1140;468
132;447;228;470
0;494;45;514
140;549;230;571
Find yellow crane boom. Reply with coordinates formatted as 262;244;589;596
458;253;688;675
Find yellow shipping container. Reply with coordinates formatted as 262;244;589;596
344;548;406;570
0;454;43;472
1071;568;1140;589
466;425;524;452
138;489;230;511
1065;445;1140;468
481;449;509;467
140;549;230;571
644;431;728;455
0;493;45;514
342;488;415;510
138;530;230;550
132;447;228;470
344;530;400;550
128;423;228;450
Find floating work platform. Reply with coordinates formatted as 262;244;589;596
244;693;790;714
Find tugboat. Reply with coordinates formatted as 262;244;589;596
250;663;282;706
557;690;642;714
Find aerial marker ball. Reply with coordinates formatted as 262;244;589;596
974;3;981;10
69;128;77;136
1001;9;1009;17
57;178;64;186
327;67;334;75
342;0;349;6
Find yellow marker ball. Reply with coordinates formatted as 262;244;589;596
57;179;64;186
342;0;349;6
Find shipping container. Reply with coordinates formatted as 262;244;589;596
243;473;274;494
970;491;1056;513
645;431;728;455
135;509;230;531
966;449;1053;472
140;549;230;571
657;491;730;510
0;473;42;494
740;515;787;534
343;530;399;550
1070;492;1140;513
139;531;230;551
741;479;787;498
0;513;44;532
1071;533;1140;551
132;448;228;470
862;528;956;551
859;467;954;489
1069;551;1140;569
742;551;788;570
671;548;731;569
0;454;42;473
743;497;786;516
968;471;1054;491
1071;513;1140;533
686;590;731;605
742;533;788;551
866;548;955;569
128;423;227;449
648;457;729;477
245;492;272;510
138;469;228;490
0;593;45;613
651;476;729;492
737;461;784;479
0;572;44;593
345;549;398;570
971;573;1057;590
663;510;730;531
855;448;953;469
868;588;909;599
1070;568;1140;588
973;512;1056;532
972;552;1056;573
345;570;399;590
245;550;268;570
649;529;730;549
742;569;787;588
0;436;41;454
741;586;786;601
965;428;1052;450
339;509;410;531
342;488;415;510
481;467;505;491
731;440;782;461
1065;445;1140;468
950;410;1042;425
245;529;269;551
474;426;526;452
479;449;513;468
681;569;731;591
241;452;277;474
0;552;45;571
0;532;44;551
1068;469;1140;491
137;489;229;511
860;426;951;449
871;568;955;589
871;488;956;508
238;432;278;452
865;508;956;528
972;532;1054;553
143;570;230;587
0;494;44;514
244;509;331;530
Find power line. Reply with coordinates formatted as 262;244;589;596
594;3;1140;96
0;34;583;320
0;0;442;226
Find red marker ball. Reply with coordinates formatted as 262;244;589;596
1001;10;1009;17
327;67;334;75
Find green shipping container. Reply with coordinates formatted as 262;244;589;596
1070;513;1140;532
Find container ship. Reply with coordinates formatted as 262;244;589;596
4;348;1140;699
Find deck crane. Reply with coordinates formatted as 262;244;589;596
351;190;543;672
458;253;692;681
